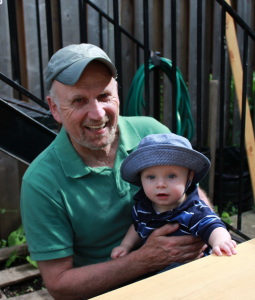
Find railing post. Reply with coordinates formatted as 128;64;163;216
136;45;140;70
57;0;63;49
197;0;202;151
151;52;161;122
143;0;150;116
171;0;177;133
79;0;87;43
7;0;21;99
218;4;226;216
45;0;54;59
113;0;123;115
35;0;45;101
238;29;249;230
99;14;103;49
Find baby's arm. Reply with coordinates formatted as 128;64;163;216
111;224;142;259
209;227;237;256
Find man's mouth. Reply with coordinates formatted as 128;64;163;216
85;122;107;132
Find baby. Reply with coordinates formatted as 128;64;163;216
111;133;236;262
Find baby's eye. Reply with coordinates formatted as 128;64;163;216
168;174;176;179
147;175;155;180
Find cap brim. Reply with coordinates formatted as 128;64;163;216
55;57;117;86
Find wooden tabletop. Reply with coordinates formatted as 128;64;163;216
92;238;255;300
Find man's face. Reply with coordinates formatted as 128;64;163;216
48;61;119;151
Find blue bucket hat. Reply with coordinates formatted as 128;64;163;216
121;133;211;187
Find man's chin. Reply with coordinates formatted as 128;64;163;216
82;141;111;150
75;135;114;151
67;127;117;151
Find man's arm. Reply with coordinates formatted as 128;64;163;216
38;223;206;300
197;186;213;210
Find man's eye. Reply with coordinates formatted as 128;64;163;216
148;175;155;180
73;98;85;107
99;93;109;100
75;98;83;103
168;174;176;179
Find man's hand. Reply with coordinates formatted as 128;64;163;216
137;223;207;272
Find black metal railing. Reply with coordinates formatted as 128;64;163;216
216;0;255;234
0;0;254;239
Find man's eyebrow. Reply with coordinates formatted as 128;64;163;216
68;94;84;101
100;87;112;94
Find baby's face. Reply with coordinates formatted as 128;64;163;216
141;165;192;213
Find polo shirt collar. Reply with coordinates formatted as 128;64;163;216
54;127;91;178
117;116;141;152
54;116;141;179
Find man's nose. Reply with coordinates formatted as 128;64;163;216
87;100;105;120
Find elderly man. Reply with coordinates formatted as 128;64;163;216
21;44;209;299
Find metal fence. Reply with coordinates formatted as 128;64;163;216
0;0;255;239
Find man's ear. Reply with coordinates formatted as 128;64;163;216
47;96;62;124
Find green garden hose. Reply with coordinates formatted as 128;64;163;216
123;57;195;141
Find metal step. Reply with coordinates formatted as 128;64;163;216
0;97;57;165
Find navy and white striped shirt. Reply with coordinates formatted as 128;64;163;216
132;183;225;247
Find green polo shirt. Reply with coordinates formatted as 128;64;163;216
21;116;169;267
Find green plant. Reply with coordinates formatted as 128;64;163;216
221;211;232;224
5;224;38;268
0;208;18;214
0;208;19;249
0;239;7;248
8;225;26;247
214;203;238;225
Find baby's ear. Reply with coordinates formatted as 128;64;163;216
190;170;194;181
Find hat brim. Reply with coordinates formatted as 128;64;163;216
120;145;210;187
55;57;117;86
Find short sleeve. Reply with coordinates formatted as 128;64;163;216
21;177;74;261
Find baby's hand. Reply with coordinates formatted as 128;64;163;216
111;245;130;259
212;240;237;256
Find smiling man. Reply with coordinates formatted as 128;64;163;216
21;44;210;300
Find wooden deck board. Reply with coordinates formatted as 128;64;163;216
0;264;40;288
0;244;28;263
6;289;53;300
0;288;7;299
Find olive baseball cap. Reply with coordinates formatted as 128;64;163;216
46;43;117;91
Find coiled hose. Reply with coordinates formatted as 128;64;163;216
123;57;195;141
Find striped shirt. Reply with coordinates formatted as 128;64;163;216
132;184;225;247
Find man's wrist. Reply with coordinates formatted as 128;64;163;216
130;245;160;274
